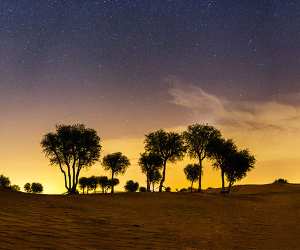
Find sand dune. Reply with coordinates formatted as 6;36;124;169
0;184;300;250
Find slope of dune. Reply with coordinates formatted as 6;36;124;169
0;184;300;250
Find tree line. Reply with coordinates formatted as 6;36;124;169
41;123;255;195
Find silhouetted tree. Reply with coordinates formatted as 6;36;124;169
139;152;163;192
139;186;147;192
107;178;120;193
184;164;201;192
31;183;43;193
102;152;130;194
79;177;88;194
149;168;162;192
0;175;10;189
87;176;98;193
183;124;221;192
97;176;109;193
41;124;101;194
207;137;237;192
224;149;255;192
24;183;32;193
145;130;185;192
124;180;139;192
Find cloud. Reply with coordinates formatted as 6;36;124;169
168;83;300;133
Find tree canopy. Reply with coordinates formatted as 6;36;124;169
41;124;101;194
183;124;221;191
139;152;163;192
184;164;201;192
145;129;186;192
103;152;130;194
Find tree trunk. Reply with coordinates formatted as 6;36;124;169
228;181;233;193
111;172;114;194
152;183;155;192
146;173;150;192
191;181;193;192
221;169;225;192
197;160;202;192
159;161;167;192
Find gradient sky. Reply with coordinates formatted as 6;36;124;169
1;0;300;193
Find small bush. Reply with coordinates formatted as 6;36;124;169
139;186;147;192
165;187;171;192
178;188;188;192
31;183;43;193
273;178;288;184
24;183;32;193
124;180;139;192
0;175;11;188
10;185;21;192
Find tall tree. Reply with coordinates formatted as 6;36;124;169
41;124;101;194
102;152;130;194
224;149;255;192
184;164;201;192
183;124;221;192
139;152;163;192
207;137;237;192
145;130;186;192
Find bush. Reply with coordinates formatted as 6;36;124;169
10;185;21;192
124;180;139;192
0;175;10;188
178;188;188;192
139;186;147;192
31;183;43;193
273;178;288;184
24;183;32;193
165;187;171;192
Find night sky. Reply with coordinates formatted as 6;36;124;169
1;0;300;193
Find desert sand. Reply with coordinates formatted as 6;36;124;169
0;184;299;250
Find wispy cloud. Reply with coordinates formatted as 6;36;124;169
168;83;300;132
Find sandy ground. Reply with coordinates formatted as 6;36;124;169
0;184;299;250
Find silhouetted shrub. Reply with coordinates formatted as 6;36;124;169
24;183;32;193
0;175;10;188
10;185;20;192
124;180;139;192
179;188;188;192
273;178;288;184
165;187;171;192
139;186;147;192
31;183;43;193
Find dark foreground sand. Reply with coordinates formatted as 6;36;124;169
0;184;300;250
